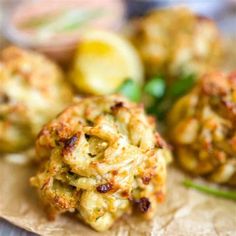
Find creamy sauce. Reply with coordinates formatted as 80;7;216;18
13;0;124;44
5;0;125;61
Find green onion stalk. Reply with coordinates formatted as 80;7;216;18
183;179;236;201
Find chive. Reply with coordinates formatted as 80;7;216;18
55;9;104;32
19;13;57;29
144;77;166;99
117;79;142;102
183;179;236;201
20;8;104;33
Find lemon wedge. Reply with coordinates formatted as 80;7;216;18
70;30;144;95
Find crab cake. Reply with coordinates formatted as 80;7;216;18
0;46;73;152
30;95;171;231
169;72;236;185
130;8;222;80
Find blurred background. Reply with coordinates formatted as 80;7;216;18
1;0;236;50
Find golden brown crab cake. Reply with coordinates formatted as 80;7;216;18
0;46;73;152
169;72;236;185
130;8;222;80
30;95;171;231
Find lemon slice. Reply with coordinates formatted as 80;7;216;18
70;30;144;95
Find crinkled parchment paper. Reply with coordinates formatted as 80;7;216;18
0;158;235;236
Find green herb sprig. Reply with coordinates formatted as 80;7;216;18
117;79;142;103
117;73;196;119
183;179;236;201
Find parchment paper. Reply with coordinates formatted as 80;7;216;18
0;158;235;236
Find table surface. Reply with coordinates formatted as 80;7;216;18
0;219;35;236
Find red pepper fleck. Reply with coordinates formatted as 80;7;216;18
142;176;151;185
64;135;78;148
96;183;113;193
135;197;151;213
111;101;124;111
121;191;129;198
61;133;79;155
